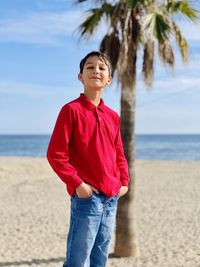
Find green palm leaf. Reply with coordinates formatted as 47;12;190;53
166;0;199;20
78;3;113;36
144;12;171;42
127;0;150;9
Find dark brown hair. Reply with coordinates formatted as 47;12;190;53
79;51;112;76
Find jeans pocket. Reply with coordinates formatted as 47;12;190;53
75;192;94;200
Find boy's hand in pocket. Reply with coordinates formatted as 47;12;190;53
118;186;128;198
76;182;99;198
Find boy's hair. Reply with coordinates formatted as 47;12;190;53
79;51;112;76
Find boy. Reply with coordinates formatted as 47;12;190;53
47;51;129;267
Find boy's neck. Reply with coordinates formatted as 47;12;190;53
83;90;103;107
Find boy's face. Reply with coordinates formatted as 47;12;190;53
78;56;112;91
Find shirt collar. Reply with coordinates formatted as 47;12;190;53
79;93;105;112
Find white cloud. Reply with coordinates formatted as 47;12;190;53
0;11;86;45
1;8;198;46
136;76;200;107
153;77;200;92
0;80;79;98
135;73;200;133
36;0;70;10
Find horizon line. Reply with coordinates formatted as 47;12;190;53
1;133;200;136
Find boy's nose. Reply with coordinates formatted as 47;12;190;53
93;67;100;73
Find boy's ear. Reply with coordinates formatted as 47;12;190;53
107;76;112;85
78;73;83;82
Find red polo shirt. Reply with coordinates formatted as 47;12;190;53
47;93;129;197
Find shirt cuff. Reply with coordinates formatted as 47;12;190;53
69;175;83;191
120;177;129;187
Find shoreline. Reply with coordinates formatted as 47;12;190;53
1;155;200;161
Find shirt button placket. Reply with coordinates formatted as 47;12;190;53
95;108;101;126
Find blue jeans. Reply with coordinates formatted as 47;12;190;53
63;192;119;267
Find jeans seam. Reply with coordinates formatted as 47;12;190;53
68;208;77;267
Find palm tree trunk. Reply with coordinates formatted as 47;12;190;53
114;85;140;257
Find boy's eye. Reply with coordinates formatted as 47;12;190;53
86;65;107;71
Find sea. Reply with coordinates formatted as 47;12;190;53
0;134;200;161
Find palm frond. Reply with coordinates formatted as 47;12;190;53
131;14;143;45
142;40;154;87
99;31;121;77
166;0;199;21
75;0;88;2
117;9;137;89
77;3;113;37
172;22;188;62
75;0;199;89
158;41;175;67
144;11;171;43
127;0;151;9
144;12;172;43
75;0;105;3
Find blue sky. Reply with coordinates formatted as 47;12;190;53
0;0;200;134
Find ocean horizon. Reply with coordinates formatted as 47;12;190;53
0;134;200;161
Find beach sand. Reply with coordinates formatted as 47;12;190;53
0;157;200;267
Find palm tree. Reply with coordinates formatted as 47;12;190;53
75;0;199;257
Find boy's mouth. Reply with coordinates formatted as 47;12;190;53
90;77;101;80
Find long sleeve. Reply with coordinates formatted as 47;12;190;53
115;116;130;187
46;105;83;191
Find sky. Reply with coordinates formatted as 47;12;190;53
0;0;200;134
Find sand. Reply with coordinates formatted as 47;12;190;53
0;157;200;267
